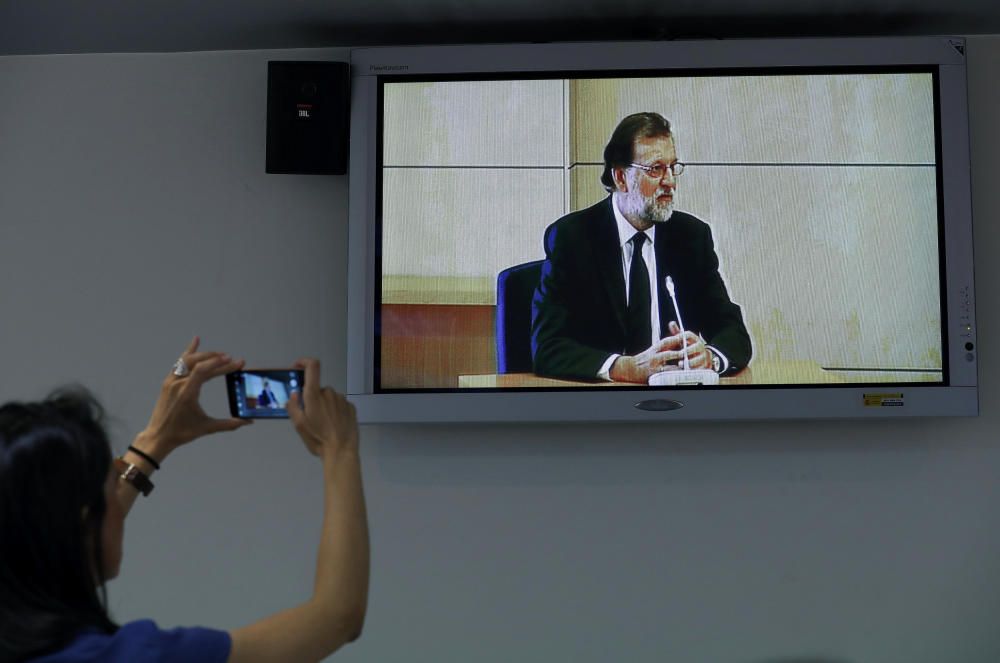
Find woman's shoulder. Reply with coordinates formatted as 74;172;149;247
29;619;232;663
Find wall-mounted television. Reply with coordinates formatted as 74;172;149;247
346;37;978;423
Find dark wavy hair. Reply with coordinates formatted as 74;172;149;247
0;387;118;662
600;112;673;192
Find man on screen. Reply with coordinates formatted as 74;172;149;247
258;379;280;409
531;112;752;383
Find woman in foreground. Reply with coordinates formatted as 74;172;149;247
0;338;369;663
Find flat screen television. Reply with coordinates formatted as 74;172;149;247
346;36;978;423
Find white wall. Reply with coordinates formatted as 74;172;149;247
1;39;999;663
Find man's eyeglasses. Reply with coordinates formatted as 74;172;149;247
629;162;685;179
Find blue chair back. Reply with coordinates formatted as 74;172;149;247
495;260;544;373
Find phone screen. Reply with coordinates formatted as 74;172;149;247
226;369;304;419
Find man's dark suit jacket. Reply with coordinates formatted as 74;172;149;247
258;388;278;408
530;196;752;380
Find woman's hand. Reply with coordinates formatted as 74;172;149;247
136;336;252;462
228;356;368;663
286;357;359;459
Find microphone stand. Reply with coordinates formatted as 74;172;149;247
648;276;720;386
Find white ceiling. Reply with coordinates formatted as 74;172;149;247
2;0;998;56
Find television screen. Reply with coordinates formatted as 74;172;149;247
347;39;977;421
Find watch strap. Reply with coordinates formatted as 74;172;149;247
114;457;155;496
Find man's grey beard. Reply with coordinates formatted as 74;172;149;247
618;190;676;224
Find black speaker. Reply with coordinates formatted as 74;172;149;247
266;61;350;175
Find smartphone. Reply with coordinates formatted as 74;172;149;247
226;369;304;419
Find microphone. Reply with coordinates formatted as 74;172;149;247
648;276;720;386
664;277;690;371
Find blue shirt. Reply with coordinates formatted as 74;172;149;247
30;619;231;663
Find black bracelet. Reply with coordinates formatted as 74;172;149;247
127;445;161;470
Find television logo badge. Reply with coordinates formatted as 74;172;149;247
863;393;904;407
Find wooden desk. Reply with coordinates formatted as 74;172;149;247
459;370;755;389
458;361;941;388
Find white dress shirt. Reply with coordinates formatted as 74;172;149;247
597;195;661;380
596;195;729;380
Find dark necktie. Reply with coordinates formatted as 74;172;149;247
625;232;651;355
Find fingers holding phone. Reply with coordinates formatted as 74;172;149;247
142;337;251;459
287;358;359;459
224;359;358;458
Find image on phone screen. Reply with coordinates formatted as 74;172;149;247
226;369;304;419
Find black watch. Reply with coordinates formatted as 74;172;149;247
114;457;155;496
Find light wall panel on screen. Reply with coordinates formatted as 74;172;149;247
381;169;563;305
570;74;935;165
383;80;565;167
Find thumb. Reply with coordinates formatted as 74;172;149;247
668;321;680;336
287;391;305;425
